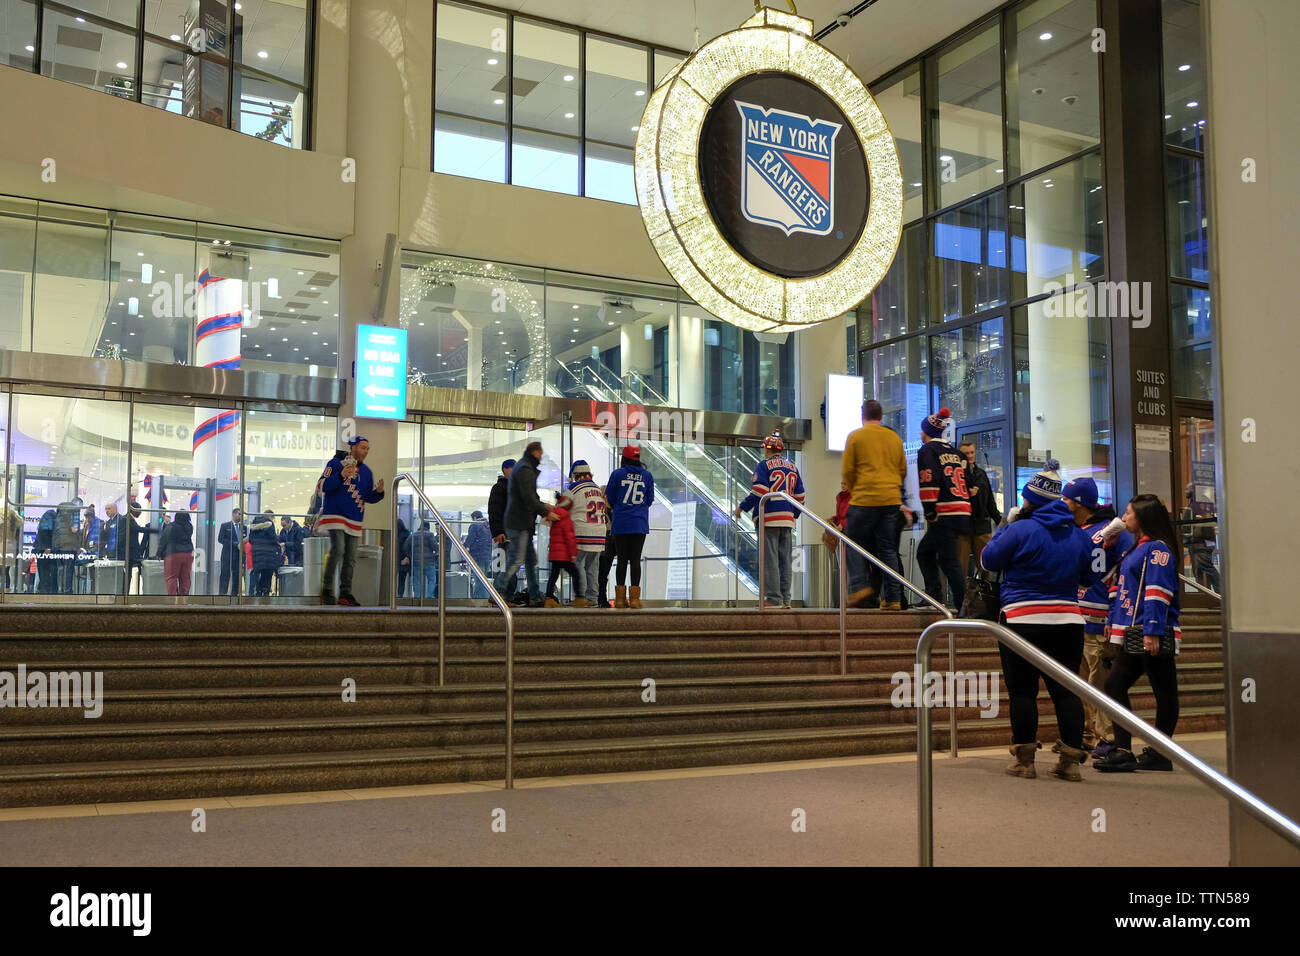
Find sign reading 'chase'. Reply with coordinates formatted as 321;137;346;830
634;6;901;331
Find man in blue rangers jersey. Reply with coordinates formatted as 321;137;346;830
735;433;805;608
1063;478;1132;757
1095;493;1183;774
605;446;655;609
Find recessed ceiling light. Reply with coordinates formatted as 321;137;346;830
1178;64;1191;72
170;34;180;42
939;154;953;162
282;337;289;342
1164;113;1173;119
607;321;615;326
257;50;268;59
630;125;640;131
75;16;85;22
487;58;498;65
1187;101;1198;108
297;271;304;275
911;182;922;187
995;168;1004;173
493;97;504;105
1039;32;1052;40
116;61;128;70
24;44;34;52
563;74;574;82
564;112;575;119
635;89;646;96
417;322;424;327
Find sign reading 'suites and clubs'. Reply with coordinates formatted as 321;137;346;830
634;6;902;332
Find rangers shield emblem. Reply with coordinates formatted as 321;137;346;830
735;100;842;237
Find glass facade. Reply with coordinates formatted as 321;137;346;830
859;0;1109;508
1;384;337;599
399;251;797;418
2;0;313;148
0;196;341;377
1163;0;1211;402
433;0;685;203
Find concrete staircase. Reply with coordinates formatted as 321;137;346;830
0;607;1224;807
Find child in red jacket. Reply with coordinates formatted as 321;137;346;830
545;493;580;607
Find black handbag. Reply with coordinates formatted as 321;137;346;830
960;570;1001;621
1121;554;1176;657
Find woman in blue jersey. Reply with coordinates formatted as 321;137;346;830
1095;494;1183;773
605;445;654;609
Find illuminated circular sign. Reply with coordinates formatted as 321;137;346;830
634;7;903;331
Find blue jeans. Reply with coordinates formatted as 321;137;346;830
496;527;539;601
761;525;793;605
845;505;901;603
415;564;438;599
574;550;600;603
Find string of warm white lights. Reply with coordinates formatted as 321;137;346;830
634;7;902;332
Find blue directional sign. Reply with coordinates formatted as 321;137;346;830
355;324;407;420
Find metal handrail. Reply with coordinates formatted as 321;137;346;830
389;473;515;789
754;491;960;756
1179;573;1221;601
915;618;1300;865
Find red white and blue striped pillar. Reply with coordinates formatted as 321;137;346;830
193;267;243;534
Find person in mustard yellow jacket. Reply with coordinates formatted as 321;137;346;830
840;399;907;609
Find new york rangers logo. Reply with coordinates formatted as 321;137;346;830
735;100;842;237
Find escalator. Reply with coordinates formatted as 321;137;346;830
550;357;765;595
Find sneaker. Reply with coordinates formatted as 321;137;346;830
1090;740;1116;759
1093;748;1138;772
779;603;793;609
1135;747;1174;771
319;592;337;606
528;599;546;608
337;593;360;607
511;595;529;608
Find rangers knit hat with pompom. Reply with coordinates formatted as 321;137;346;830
1023;459;1064;506
921;407;952;439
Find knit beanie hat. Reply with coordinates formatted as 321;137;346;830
921;407;951;440
1023;459;1063;506
571;459;591;477
1062;477;1098;511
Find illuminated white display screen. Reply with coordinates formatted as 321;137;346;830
826;373;865;452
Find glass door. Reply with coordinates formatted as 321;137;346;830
1177;409;1220;602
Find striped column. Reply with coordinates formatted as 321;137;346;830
194;267;243;533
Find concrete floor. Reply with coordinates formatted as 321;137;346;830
0;734;1229;866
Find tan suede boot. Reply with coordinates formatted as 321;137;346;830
614;585;628;609
628;586;643;609
1006;742;1040;779
1048;740;1089;782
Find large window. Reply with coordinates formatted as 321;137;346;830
871;63;923;224
2;0;314;148
933;21;1004;210
432;0;684;203
0;197;341;377
399;251;796;418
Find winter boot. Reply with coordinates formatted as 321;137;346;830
571;597;594;608
629;586;643;609
614;585;629;609
544;596;561;608
1006;741;1040;779
1048;739;1089;782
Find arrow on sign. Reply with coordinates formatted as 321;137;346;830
363;383;400;398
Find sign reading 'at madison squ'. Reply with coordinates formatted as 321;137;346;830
699;73;869;278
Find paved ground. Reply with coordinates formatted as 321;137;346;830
0;735;1229;866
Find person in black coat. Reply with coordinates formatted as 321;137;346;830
249;510;283;596
35;508;57;594
488;459;513;547
278;516;304;566
395;517;411;598
959;441;1002;578
160;511;195;595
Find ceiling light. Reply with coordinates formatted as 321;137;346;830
24;44;34;52
563;74;574;82
488;58;498;65
417;322;424;327
282;337;289;342
116;62;128;70
169;34;180;42
1187;101;1198;108
635;89;646;96
493;98;504;105
939;154;952;162
607;321;615;326
135;252;143;257
297;271;304;276
564;112;575;119
1164;113;1173;119
1178;64;1191;72
630;125;639;132
257;51;268;59
911;182;921;187
75;16;84;22
995;168;1004;174
572;304;579;309
1039;32;1052;40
